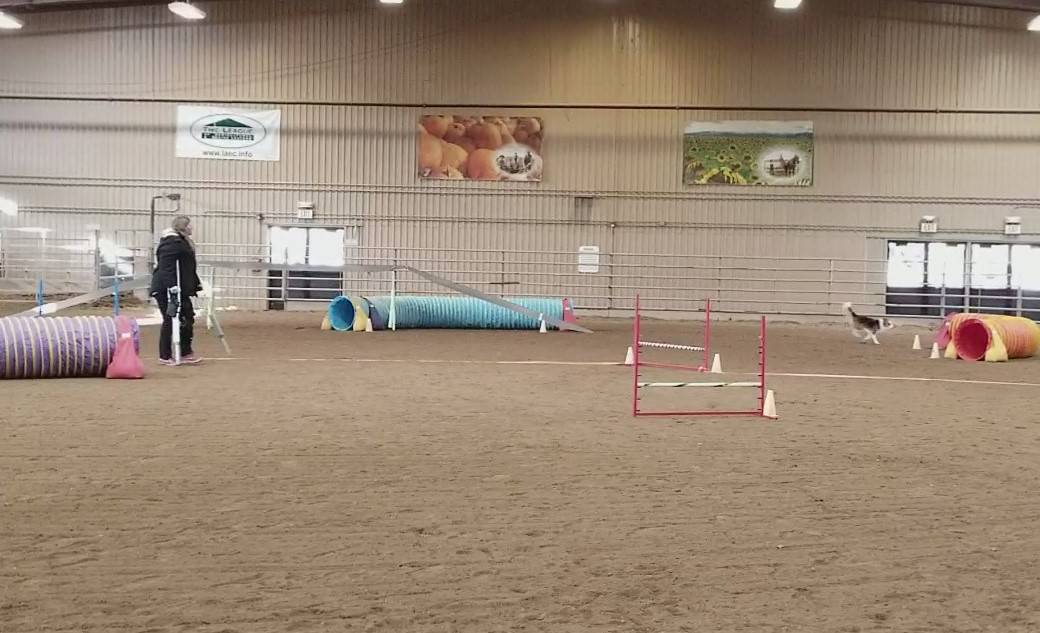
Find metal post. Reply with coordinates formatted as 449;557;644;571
281;247;289;307
758;316;767;416
35;278;43;316
113;275;120;316
149;197;156;271
632;294;641;417
389;249;399;331
149;193;181;272
92;230;101;291
716;256;723;307
207;267;217;330
607;224;616;312
1016;286;1024;318
702;297;712;371
939;269;947;317
827;259;835;315
963;242;973;313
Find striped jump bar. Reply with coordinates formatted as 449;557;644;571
638;341;705;352
638;381;759;389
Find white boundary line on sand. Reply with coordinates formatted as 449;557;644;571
288;358;619;366
278;357;1040;388
766;372;1040;388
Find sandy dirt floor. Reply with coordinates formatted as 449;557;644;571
2;310;1040;632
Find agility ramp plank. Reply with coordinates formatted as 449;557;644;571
197;260;398;274
402;266;593;334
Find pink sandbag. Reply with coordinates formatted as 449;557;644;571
106;316;145;380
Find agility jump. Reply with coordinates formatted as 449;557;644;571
631;295;776;419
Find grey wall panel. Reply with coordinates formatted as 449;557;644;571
2;0;1040;315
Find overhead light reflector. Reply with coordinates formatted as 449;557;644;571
1029;15;1040;31
774;0;803;9
168;2;206;20
0;11;24;30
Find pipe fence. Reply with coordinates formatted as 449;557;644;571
3;231;1037;321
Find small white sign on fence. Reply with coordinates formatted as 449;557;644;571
578;245;600;273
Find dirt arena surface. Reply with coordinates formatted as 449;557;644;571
3;311;1040;632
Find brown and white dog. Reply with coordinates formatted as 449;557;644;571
842;302;895;345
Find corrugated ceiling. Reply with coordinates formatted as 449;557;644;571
1;0;1040;12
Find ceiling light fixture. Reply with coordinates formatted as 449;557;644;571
1029;15;1040;31
774;0;803;9
168;2;206;20
0;10;24;30
379;0;405;4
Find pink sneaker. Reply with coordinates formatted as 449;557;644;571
180;355;203;365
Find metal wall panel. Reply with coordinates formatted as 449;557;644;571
2;0;1040;316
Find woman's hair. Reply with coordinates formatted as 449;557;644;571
171;215;195;251
172;215;192;233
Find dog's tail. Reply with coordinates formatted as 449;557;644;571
842;301;856;326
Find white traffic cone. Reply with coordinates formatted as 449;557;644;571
623;346;634;366
912;334;922;350
364;317;373;333
539;318;548;334
710;353;723;374
930;342;941;359
763;390;778;419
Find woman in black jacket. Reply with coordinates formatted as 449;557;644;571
150;215;203;365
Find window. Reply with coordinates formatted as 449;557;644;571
970;244;1009;290
269;226;346;266
926;243;964;288
886;240;1040;319
267;226;351;309
1011;245;1040;291
886;242;925;287
269;226;308;266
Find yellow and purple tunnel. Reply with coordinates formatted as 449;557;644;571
0;316;141;379
937;313;1040;362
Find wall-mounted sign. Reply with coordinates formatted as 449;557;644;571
419;115;544;181
578;245;600;273
176;106;281;162
683;120;813;186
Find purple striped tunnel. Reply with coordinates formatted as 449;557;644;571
0;316;141;379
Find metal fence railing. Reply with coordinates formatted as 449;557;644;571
0;229;148;306
3;231;1038;321
192;243;1040;321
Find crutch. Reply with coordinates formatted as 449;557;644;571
167;261;183;365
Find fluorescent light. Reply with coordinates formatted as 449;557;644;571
0;197;17;217
1029;15;1040;31
0;10;23;30
774;0;803;9
379;0;405;4
168;2;206;20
